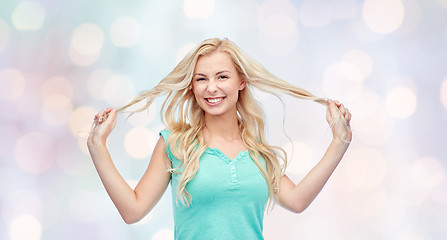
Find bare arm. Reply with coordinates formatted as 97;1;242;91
279;99;352;213
87;108;171;224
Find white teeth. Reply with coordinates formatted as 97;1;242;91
207;98;223;103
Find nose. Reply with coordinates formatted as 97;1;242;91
207;79;218;93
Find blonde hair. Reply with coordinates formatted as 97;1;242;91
118;38;334;207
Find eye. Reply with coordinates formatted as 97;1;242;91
196;77;206;81
218;75;228;80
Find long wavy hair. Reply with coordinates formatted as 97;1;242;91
118;38;335;207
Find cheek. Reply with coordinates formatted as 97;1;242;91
191;85;203;98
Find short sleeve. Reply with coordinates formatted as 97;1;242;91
159;129;177;166
159;129;171;142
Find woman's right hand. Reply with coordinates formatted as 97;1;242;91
88;108;117;147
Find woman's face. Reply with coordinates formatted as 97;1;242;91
192;51;246;118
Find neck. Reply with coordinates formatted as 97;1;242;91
204;110;240;140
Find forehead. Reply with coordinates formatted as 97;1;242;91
194;51;236;73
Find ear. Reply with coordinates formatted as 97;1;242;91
239;77;246;91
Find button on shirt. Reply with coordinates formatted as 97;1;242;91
159;129;269;240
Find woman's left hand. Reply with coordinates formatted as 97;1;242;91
326;99;352;144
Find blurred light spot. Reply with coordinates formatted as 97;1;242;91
68;44;100;66
141;23;173;57
283;141;313;176
69;191;102;223
124;127;156;159
69;106;97;138
110;16;141;47
411;157;444;190
330;0;357;20
176;43;196;64
363;0;404;34
103;75;135;107
70;23;104;55
15;132;55;174
350;89;392;145
184;0;215;19
344;147;387;189
42;94;73;126
2;190;42;223
11;1;45;31
300;0;332;27
41;76;73;99
322;61;364;101
258;0;299;56
0;19;9;51
125;101;157;127
342;50;373;78
0;69;25;101
441;78;447;109
69;23;103;66
152;228;174;240
87;68;115;99
386;87;417;118
9;215;42;240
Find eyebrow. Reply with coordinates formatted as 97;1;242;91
194;70;231;77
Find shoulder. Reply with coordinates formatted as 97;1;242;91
159;129;171;141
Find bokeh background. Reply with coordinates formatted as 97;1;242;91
1;0;447;239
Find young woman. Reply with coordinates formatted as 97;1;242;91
87;38;352;239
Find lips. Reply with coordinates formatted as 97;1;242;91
205;97;225;104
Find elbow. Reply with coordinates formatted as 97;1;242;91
121;210;146;225
122;214;142;225
290;204;308;214
291;208;304;214
123;217;137;225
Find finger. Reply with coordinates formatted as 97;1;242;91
327;99;339;118
338;104;346;117
98;109;108;123
103;108;117;124
342;106;349;118
99;109;117;130
326;99;332;118
109;109;117;126
346;112;352;126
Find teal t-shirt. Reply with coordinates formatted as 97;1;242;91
159;129;269;240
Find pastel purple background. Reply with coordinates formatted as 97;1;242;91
1;0;446;239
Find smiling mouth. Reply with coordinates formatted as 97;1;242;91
205;97;225;104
